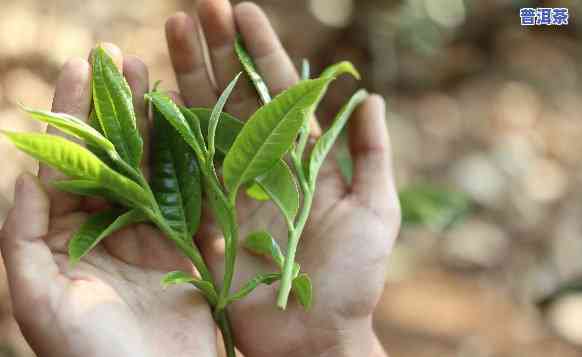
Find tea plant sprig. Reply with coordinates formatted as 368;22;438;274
2;46;235;353
2;40;469;357
231;37;369;309
6;48;209;281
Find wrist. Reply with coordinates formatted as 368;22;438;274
319;323;385;357
284;317;386;357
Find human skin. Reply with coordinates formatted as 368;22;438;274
1;2;399;356
165;1;400;357
0;45;218;357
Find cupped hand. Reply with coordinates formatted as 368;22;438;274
165;2;400;357
0;45;217;357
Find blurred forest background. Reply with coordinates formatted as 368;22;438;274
0;0;582;356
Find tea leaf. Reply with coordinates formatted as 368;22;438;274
188;111;234;238
308;89;368;187
245;184;270;201
235;36;271;104
21;106;116;154
52;179;127;205
190;108;242;152
161;271;218;306
69;210;118;263
87;111;117;168
91;46;143;168
146;92;206;160
254;160;299;223
2;131;152;209
292;273;313;310
151;108;202;238
207;181;234;239
320;61;361;80
227;273;281;303
180;107;206;152
223;78;334;196
208;73;241;160
192;107;300;215
292;262;301;279
335;140;353;183
69;209;146;264
244;231;284;267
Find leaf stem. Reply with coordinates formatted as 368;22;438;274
145;207;213;284
295;121;310;160
216;193;239;311
277;152;313;309
199;161;240;312
216;310;236;357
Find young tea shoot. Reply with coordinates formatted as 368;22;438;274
2;39;468;357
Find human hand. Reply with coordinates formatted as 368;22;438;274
0;45;218;357
165;2;400;357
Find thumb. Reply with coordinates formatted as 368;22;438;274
1;173;58;324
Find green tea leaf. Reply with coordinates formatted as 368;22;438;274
2;131;152;209
245;184;270;201
320;61;361;80
180;107;207;152
161;271;218;306
52;179;127;205
244;231;284;267
151;108;202;238
208;73;241;160
292;273;313;310
399;183;471;230
161;271;196;286
206;180;234;239
335;139;353;183
227;273;281;304
69;209;146;264
223;78;334;197
254;160;299;223
190;108;242;153
235;36;271;104
91;46;143;168
69;210;118;263
308;89;368;187
292;262;301;279
87;111;116;168
21;106;116;154
146;92;206;161
192;107;301;216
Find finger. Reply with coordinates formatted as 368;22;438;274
103;223;193;272
0;174;59;326
166;12;218;107
197;0;258;119
38;57;92;216
123;56;150;175
234;2;298;95
348;95;398;216
234;2;321;136
92;42;124;70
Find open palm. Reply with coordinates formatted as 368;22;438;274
0;47;216;357
166;2;400;357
